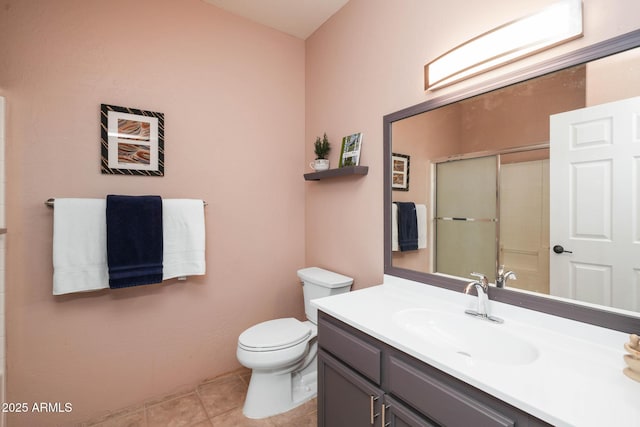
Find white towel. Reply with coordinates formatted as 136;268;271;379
416;204;427;249
392;203;427;252
162;199;206;280
392;203;399;252
53;199;109;295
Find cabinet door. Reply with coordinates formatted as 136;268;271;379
318;349;383;427
384;395;439;427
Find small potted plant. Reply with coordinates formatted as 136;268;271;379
311;133;331;171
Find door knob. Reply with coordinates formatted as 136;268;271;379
553;245;573;254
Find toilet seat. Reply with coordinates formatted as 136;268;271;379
238;318;311;352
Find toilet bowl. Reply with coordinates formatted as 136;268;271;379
236;267;353;419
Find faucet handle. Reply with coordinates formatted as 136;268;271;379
470;272;489;287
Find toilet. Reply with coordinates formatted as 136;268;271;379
236;267;353;419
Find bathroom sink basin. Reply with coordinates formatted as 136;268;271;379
392;308;539;365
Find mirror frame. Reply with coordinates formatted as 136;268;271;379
384;29;640;333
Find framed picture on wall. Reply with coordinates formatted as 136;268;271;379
338;132;363;167
101;104;164;176
392;153;410;191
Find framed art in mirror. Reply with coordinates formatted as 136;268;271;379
392;153;410;191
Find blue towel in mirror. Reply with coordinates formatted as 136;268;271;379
394;202;418;251
106;195;163;288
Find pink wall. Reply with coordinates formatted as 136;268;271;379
458;66;586;153
2;0;640;424
587;47;640;105
0;0;305;425
305;0;640;287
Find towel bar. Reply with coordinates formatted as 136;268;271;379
45;198;208;207
435;216;497;222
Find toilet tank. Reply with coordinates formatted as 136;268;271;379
297;267;353;324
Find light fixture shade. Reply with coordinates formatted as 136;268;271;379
425;0;583;91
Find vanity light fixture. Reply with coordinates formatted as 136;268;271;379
424;0;583;90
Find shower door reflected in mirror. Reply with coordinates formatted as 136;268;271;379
431;151;550;292
435;156;497;281
499;156;549;294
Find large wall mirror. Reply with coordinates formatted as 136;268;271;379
384;29;640;332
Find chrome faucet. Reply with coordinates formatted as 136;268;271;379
464;272;503;323
495;265;517;288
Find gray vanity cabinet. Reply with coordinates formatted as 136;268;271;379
318;349;384;426
317;311;553;427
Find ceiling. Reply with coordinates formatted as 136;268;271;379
202;0;349;39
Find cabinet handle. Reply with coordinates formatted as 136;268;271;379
370;395;380;425
382;403;390;427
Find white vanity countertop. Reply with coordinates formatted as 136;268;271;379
311;275;640;427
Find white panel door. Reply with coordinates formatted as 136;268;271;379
550;96;640;311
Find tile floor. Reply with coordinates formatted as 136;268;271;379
77;368;317;427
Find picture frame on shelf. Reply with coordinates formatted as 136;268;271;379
392;153;410;191
338;132;363;167
101;104;164;176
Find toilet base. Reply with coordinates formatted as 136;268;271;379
242;358;317;419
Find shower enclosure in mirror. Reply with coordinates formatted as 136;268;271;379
431;148;550;295
384;29;640;331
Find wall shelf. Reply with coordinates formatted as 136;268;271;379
304;165;369;181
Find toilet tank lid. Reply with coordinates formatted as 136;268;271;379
297;267;353;288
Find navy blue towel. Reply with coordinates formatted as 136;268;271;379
106;195;163;288
394;202;418;252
